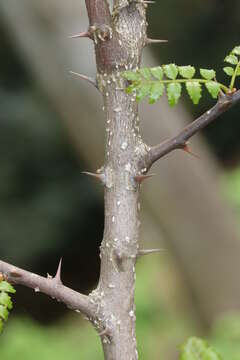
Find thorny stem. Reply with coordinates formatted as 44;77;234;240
0;260;96;318
146;89;240;167
1;2;240;360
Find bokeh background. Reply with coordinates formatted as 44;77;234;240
1;1;240;359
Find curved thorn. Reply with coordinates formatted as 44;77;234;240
137;249;164;257
54;258;63;285
69;71;98;89
145;38;168;45
134;173;155;184
182;144;200;159
70;31;91;39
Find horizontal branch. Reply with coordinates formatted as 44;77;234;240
0;260;96;318
146;90;240;167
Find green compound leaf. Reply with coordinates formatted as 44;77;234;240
225;54;238;65
200;69;216;80
0;281;16;294
163;64;178;79
179;337;221;360
223;66;234;76
232;46;240;56
139;67;151;80
167;83;182;106
136;83;151;101
148;82;165;104
205;81;221;99
150;66;163;80
186;81;202;104
178;66;196;79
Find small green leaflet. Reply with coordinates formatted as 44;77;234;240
0;281;15;293
136;83;151;101
179;337;221;360
186;82;202;104
139;67;151;80
149;82;164;104
223;67;234;76
122;71;140;81
0;280;16;334
200;69;216;80
205;81;220;98
150;67;163;80
232;46;240;56
167;83;181;106
178;66;195;79
224;54;238;65
163;64;178;79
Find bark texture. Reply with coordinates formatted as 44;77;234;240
84;1;148;358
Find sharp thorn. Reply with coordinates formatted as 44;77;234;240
69;71;98;89
82;171;105;183
143;1;155;3
134;174;155;184
54;258;63;285
182;144;200;159
146;38;168;45
69;31;91;39
137;249;164;257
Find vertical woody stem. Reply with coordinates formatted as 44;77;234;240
85;1;148;359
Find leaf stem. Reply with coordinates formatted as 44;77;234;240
230;61;240;90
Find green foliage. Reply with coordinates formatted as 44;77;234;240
200;69;216;80
0;279;15;334
123;46;240;107
180;337;221;360
178;66;195;79
186;82;202;105
167;83;182;106
223;46;240;89
210;313;240;360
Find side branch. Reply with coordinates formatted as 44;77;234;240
146;90;240;168
0;260;96;318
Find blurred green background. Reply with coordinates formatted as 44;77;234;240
1;0;240;359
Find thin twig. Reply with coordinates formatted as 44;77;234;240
146;90;240;167
0;260;96;318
